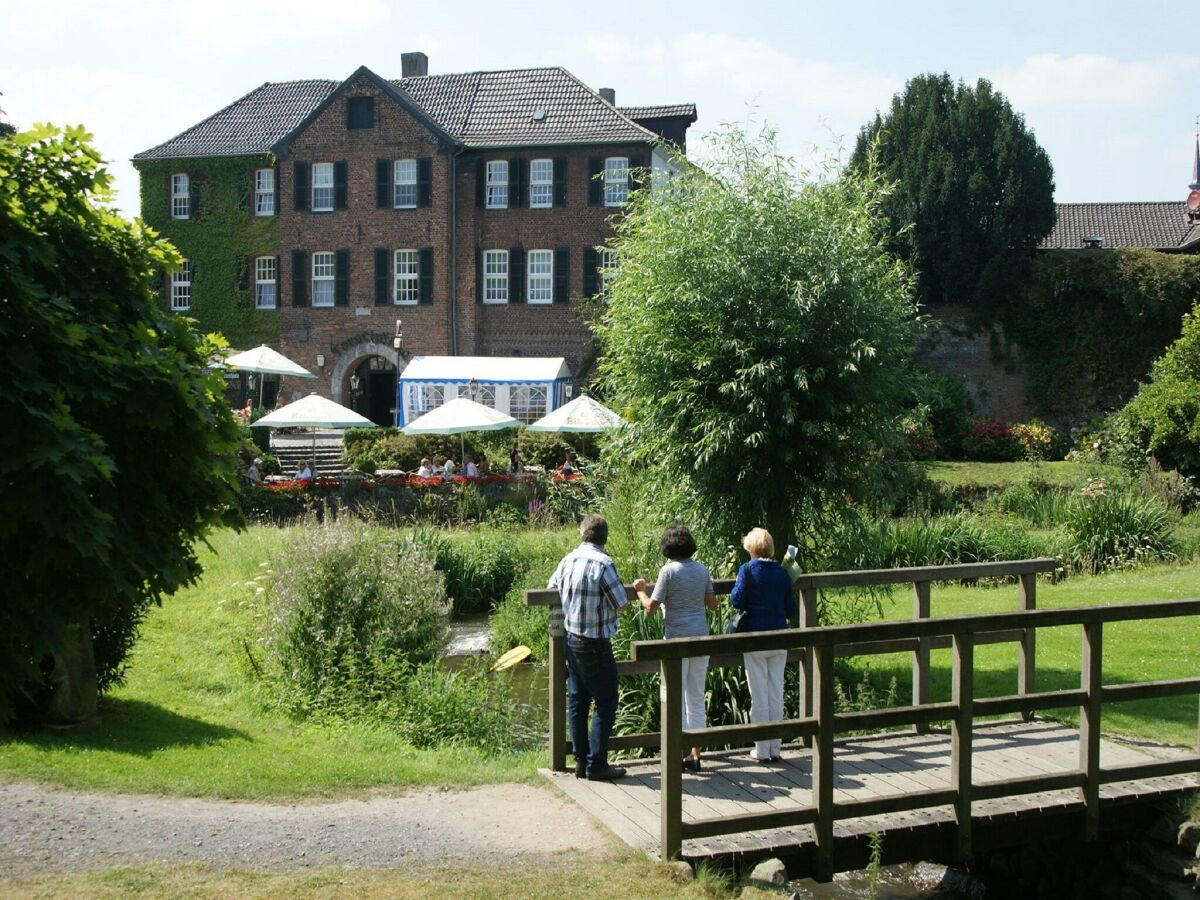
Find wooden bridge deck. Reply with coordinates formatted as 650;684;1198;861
542;720;1199;868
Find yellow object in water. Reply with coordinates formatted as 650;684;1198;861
491;645;532;672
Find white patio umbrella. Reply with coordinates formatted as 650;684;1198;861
526;394;627;432
226;344;317;409
402;397;522;464
252;393;374;475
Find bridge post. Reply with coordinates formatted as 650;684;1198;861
548;606;567;772
813;643;836;881
1080;622;1102;841
951;633;974;863
912;581;931;733
799;586;818;747
660;657;683;861
1018;573;1037;719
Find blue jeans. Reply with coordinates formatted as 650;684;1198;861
565;633;618;773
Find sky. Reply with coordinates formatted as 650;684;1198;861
2;0;1197;219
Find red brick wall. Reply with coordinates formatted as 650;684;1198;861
271;72;649;405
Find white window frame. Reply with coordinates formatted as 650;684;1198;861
171;173;190;219
599;249;617;298
311;162;334;212
254;169;275;216
486;160;508;209
170;261;191;311
255;256;277;309
529;158;553;208
483;250;508;304
604;157;629;207
476;384;495;408
393;159;417;209
424;384;444;412
511;385;547;425
527;250;553;304
393;249;419;305
311;251;335;307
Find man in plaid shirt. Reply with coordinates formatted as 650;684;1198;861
548;515;630;781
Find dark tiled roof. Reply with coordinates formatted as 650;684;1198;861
1041;201;1197;251
618;104;698;122
136;66;660;161
134;80;337;161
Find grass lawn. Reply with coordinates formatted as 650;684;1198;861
857;562;1200;745
0;527;542;799
1;854;754;900
920;460;1119;488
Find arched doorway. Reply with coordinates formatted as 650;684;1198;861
348;356;397;426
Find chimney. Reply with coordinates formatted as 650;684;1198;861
401;52;428;78
599;87;616;105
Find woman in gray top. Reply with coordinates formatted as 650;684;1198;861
633;525;717;772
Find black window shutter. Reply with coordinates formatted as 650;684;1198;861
509;246;525;304
335;249;350;305
275;254;282;304
582;246;598;297
475;158;486;207
509;158;524;208
239;258;250;291
273;166;280;211
374;248;389;305
419;247;434;304
190;181;201;219
334;161;348;209
553;157;567;207
236;177;249;211
629;154;645;194
587;157;603;206
375;159;390;208
293;161;309;211
417;157;432;208
554;246;570;304
291;250;308;306
475;248;483;304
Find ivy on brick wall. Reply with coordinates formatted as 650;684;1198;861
986;249;1200;417
138;156;279;349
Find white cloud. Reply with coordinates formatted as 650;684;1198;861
983;53;1200;112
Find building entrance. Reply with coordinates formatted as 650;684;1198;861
350;356;397;427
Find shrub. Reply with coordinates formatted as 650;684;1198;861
517;430;601;469
1010;420;1063;461
961;418;1022;461
901;416;939;460
911;368;972;457
421;527;527;617
262;523;450;715
1063;488;1177;574
385;660;532;753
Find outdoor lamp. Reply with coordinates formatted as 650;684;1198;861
467;377;479;400
393;318;403;351
564;383;573;399
316;354;325;368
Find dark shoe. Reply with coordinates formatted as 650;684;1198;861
574;760;586;779
682;756;702;773
586;764;627;781
769;755;784;763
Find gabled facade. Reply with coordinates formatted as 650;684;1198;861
134;55;695;424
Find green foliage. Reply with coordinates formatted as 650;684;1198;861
1063;488;1177;575
909;367;972;457
1010;419;1064;461
261;523;450;717
517;429;600;468
961;418;1023;461
849;73;1055;306
0;125;242;724
418;527;527;617
1001;251;1200;416
137;156;279;348
343;426;600;473
1116;302;1200;476
597;125;921;552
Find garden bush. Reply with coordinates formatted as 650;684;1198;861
1009;420;1064;461
961;419;1022;461
420;527;528;617
1063;488;1177;575
262;523;450;716
910;367;972;457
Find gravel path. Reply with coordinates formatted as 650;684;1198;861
0;781;609;875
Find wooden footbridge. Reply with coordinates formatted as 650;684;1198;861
526;559;1200;880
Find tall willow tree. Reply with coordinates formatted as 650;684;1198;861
596;128;921;556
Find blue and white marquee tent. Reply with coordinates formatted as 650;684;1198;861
395;356;572;427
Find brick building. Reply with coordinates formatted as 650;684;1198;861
134;53;696;424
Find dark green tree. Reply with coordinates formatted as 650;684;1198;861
0;124;242;725
848;73;1056;306
596;127;922;554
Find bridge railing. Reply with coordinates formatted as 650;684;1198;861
524;557;1058;770
630;597;1200;877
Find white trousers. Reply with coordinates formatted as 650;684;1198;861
744;648;787;760
660;656;710;737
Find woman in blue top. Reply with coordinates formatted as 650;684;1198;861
729;527;797;762
634;525;717;772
